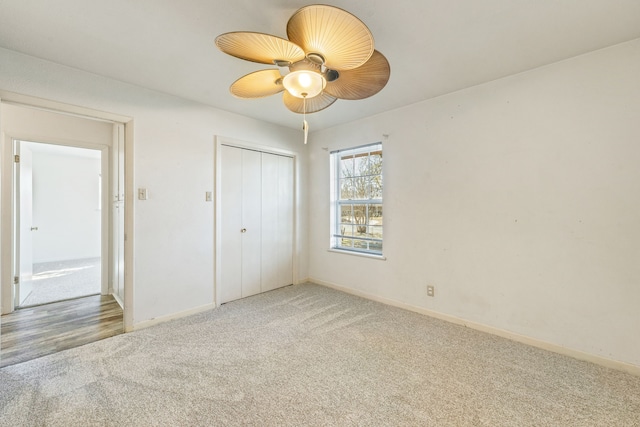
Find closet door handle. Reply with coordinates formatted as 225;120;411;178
241;228;247;233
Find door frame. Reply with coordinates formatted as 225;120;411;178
0;91;134;331
214;136;299;307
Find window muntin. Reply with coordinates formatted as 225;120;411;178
331;143;383;254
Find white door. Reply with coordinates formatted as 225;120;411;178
220;145;243;303
240;149;262;297
219;145;294;304
276;154;294;287
261;153;279;291
261;153;294;292
14;141;35;306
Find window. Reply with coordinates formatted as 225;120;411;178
330;143;383;255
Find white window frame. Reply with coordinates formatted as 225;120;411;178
330;142;383;255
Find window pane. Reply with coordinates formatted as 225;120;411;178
340;178;356;199
340;237;353;248
370;151;382;172
369;241;383;252
366;178;383;199
368;225;383;239
340;155;354;177
368;176;383;199
353;239;368;250
368;204;383;225
354;226;367;238
340;224;354;237
353;205;366;233
354;153;368;176
350;176;366;199
340;205;353;223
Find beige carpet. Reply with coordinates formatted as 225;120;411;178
1;283;638;426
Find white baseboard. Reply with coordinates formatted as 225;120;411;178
312;278;640;377
127;303;215;332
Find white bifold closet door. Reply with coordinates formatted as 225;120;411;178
219;145;293;304
261;152;294;292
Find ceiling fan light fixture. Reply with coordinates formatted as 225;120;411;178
215;4;390;143
282;70;326;98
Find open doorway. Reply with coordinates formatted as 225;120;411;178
14;141;103;308
1;101;128;320
0;97;132;365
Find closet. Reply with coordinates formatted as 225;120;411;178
218;144;294;304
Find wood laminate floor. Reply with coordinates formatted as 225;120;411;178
0;294;123;368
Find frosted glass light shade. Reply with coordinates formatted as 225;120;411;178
282;70;326;98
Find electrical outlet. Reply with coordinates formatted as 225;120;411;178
427;285;435;297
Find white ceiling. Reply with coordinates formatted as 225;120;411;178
1;0;639;130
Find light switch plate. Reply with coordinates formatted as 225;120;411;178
138;188;148;200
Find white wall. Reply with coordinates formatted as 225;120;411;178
308;39;640;368
2;38;636;370
30;145;102;263
0;47;309;326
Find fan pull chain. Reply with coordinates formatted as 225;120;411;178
303;95;309;145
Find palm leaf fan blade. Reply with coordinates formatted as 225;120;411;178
216;32;305;65
286;5;374;70
283;91;337;114
230;69;284;98
325;50;390;100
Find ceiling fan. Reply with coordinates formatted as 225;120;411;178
215;4;390;143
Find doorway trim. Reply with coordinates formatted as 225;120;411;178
214;135;299;307
0;90;134;331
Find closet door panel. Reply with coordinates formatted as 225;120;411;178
261;153;280;292
219;145;243;303
277;155;294;287
241;149;262;297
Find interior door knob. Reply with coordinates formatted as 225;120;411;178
241;228;247;233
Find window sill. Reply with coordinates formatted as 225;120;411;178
328;248;386;261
